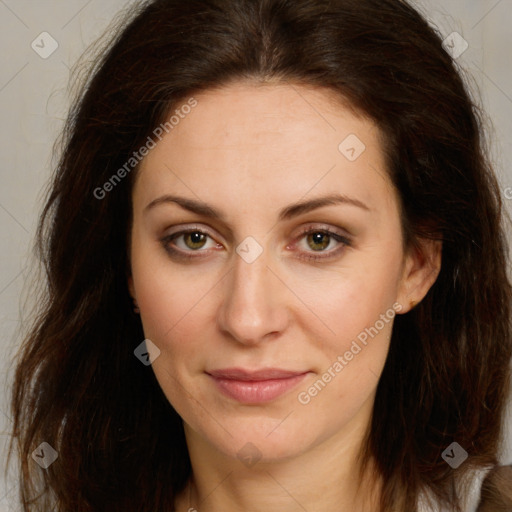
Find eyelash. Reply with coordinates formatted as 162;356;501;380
160;225;352;262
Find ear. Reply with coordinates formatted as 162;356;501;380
396;237;442;314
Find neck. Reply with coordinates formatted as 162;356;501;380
175;410;382;512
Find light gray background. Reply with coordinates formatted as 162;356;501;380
0;0;511;509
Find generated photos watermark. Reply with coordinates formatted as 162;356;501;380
134;339;161;366
297;302;403;405
31;441;59;469
442;441;468;469
93;97;198;200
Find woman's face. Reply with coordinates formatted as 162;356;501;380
128;82;439;464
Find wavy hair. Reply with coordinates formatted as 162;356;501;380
9;0;512;510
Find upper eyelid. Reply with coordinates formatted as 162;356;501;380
163;224;351;253
163;223;350;241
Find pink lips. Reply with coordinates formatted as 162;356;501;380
207;368;310;403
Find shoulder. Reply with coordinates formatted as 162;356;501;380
476;464;512;511
417;465;510;512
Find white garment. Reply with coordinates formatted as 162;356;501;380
416;466;493;512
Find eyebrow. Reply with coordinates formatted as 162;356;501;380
144;193;370;221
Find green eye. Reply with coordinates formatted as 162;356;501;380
294;227;352;262
306;232;331;251
161;226;352;263
182;231;208;250
161;228;217;260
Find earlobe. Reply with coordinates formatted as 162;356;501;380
396;238;442;314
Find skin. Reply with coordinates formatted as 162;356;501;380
128;81;441;512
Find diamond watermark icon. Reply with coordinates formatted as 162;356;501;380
442;441;468;469
237;442;262;468
134;339;161;366
236;236;263;264
338;134;366;162
442;32;468;60
31;32;59;59
31;442;58;469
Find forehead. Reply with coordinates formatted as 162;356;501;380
133;82;396;216
160;82;368;150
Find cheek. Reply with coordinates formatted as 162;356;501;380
297;248;402;401
302;255;402;356
136;272;208;359
311;281;395;388
130;234;211;342
133;263;210;414
295;284;396;429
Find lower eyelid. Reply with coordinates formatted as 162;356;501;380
161;228;351;259
162;231;219;255
293;232;350;259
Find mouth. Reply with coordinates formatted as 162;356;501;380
206;367;311;403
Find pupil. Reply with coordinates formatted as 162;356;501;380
186;232;205;249
309;232;329;251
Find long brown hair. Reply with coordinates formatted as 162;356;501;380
9;0;512;510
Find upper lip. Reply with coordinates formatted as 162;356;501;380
207;368;309;381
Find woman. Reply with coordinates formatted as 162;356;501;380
9;0;512;510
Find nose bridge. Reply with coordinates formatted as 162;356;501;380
217;244;288;344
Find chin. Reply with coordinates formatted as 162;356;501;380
198;415;317;465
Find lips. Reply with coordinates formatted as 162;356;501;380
206;367;310;403
207;367;307;380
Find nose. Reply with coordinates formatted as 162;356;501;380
216;247;290;346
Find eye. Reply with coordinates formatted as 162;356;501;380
160;227;221;260
292;226;352;262
160;224;352;262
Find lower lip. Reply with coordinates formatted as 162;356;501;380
208;373;309;403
